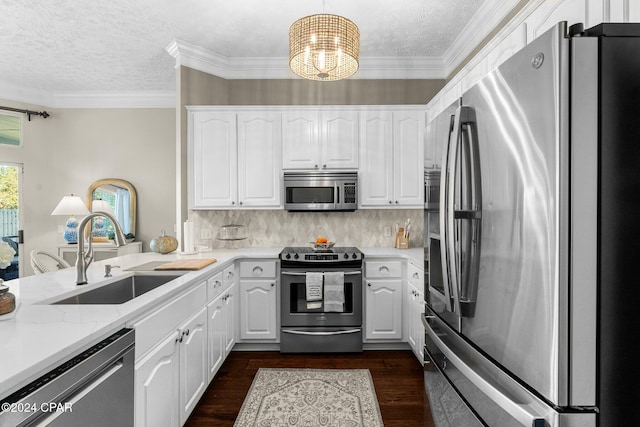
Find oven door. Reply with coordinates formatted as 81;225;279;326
280;268;362;327
284;179;338;211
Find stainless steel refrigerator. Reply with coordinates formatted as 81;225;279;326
423;21;640;427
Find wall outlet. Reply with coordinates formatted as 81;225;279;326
383;226;392;237
57;225;64;234
200;228;212;239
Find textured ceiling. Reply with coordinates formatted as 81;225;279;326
0;0;486;96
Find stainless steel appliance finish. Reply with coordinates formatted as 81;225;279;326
424;22;640;426
424;169;440;210
51;274;183;305
0;328;135;427
284;171;358;211
280;246;363;352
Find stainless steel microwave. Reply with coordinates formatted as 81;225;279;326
284;171;358;211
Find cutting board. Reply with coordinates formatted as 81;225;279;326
154;258;217;270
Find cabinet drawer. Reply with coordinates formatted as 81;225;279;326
365;261;402;278
207;271;224;303
407;263;424;285
239;260;276;278
133;282;206;360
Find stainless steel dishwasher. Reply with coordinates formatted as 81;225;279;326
0;328;134;427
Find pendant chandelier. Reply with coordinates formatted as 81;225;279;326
289;13;360;81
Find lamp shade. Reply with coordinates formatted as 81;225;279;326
51;194;90;216
289;14;359;81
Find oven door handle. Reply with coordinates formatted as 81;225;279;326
281;271;361;276
281;328;361;336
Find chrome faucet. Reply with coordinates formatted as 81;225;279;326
76;212;127;285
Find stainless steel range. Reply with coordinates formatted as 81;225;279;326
279;246;363;353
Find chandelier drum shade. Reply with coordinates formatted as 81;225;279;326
289;14;360;81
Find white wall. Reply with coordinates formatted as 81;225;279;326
0;100;176;275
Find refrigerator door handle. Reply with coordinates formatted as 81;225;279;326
439;111;458;313
425;319;546;427
457;107;482;317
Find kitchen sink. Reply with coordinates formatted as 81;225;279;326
51;274;184;305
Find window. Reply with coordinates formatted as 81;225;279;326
0;113;21;147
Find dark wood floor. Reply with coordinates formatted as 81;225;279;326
185;350;434;427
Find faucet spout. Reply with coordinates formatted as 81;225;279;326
75;212;127;285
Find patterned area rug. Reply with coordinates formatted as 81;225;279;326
234;368;383;427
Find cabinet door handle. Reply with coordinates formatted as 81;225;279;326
367;283;372;287
239;201;243;206
395;200;399;204
389;200;392;204
413;272;419;279
323;164;327;168
271;283;275;287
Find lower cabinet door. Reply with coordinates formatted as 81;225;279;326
135;331;181;427
224;284;237;354
207;295;225;382
179;307;208;425
365;279;402;340
240;280;277;340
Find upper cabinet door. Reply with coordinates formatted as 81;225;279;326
359;111;394;206
393;111;424;206
189;111;237;208
320;111;359;169
282;111;319;169
237;112;282;208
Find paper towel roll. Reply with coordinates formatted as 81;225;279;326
183;220;195;253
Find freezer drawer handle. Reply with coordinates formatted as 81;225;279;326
425;320;546;427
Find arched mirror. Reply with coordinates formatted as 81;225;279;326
86;179;137;239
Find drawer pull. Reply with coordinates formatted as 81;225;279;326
252;266;263;276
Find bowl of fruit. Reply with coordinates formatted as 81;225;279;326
310;237;335;250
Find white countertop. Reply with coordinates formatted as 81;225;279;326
0;245;423;399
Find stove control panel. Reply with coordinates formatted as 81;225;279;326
280;247;363;263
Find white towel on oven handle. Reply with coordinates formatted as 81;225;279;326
323;271;345;313
305;272;323;302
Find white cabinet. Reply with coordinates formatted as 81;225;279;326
135;331;181;427
237;112;282;207
134;282;209;427
178;307;208;425
188;109;282;209
207;281;236;382
364;260;403;340
282;110;359;170
360;109;424;207
359;111;394;205
238;260;278;341
189;110;237;208
405;263;425;364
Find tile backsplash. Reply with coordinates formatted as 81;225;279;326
191;209;423;249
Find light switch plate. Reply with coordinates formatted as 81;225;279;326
383;226;392;237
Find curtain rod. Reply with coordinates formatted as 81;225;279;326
0;106;49;121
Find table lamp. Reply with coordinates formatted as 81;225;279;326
51;194;90;243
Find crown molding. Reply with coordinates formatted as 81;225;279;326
0;82;175;109
442;0;524;76
165;39;447;80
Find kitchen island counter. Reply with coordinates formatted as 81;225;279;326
0;248;282;400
